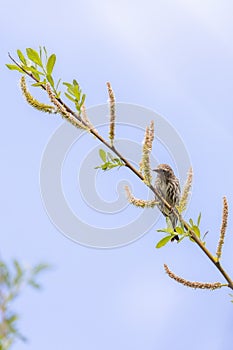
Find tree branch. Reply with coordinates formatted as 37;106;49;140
8;54;233;291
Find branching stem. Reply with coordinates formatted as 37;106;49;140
9;53;233;290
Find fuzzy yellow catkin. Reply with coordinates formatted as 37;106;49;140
139;121;154;185
20;76;56;114
177;167;193;213
148;120;154;151
125;185;158;208
81;105;97;133
164;264;223;290
106;82;116;146
45;83;86;130
216;196;228;260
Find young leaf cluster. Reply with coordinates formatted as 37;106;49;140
63;80;86;113
7;47;89;120
156;213;202;248
6;47;61;98
95;149;125;171
0;259;49;350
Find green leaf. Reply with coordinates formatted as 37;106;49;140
99;149;106;162
197;212;202;226
73;85;80;100
6;292;15;302
13;260;23;278
63;80;84;105
43;46;48;61
202;230;209;242
192;225;200;238
95;151;124;171
20;66;44;80
0;261;7;269
65;92;76;103
6;64;24;73
31;80;46;87
107;152;115;162
95;165;102;169
107;164;116;169
26;48;43;67
156;235;172;248
46;54;56;75
157;227;174;234
28;279;41;289
39;46;42;60
101;164;109;170
0;261;10;286
80;94;86;107
67;86;75;95
32;263;50;275
55;78;61;91
175;226;183;235
25;66;41;81
21;66;44;75
6;314;19;324
189;218;194;226
75;103;81;112
63;82;73;88
17;49;26;65
33;72;40;81
46;74;55;88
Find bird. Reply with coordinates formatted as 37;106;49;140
153;164;181;241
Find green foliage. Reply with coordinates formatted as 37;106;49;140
26;48;43;67
156;227;180;248
6;47;61;98
6;47;88;120
46;54;56;75
0;259;49;349
5;64;24;73
156;235;172;248
95;149;125;171
156;212;203;248
17;49;26;65
188;214;202;242
99;149;106;162
63;80;86;113
197;212;201;226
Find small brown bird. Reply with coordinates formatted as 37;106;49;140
153;164;181;240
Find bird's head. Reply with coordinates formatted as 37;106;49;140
153;164;175;178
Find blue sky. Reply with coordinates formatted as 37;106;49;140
1;0;233;349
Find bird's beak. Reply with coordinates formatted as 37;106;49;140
152;168;159;173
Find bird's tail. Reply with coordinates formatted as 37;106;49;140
167;215;179;242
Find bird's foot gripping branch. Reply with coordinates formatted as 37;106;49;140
6;47;233;298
